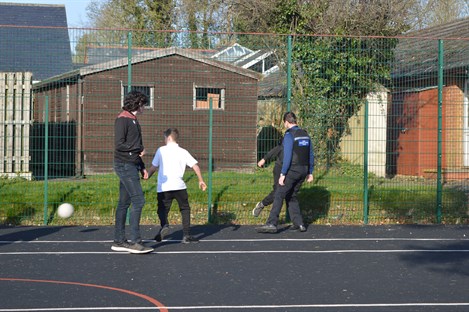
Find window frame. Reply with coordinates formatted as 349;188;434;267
121;82;154;110
193;84;225;110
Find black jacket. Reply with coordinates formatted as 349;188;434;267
114;110;145;168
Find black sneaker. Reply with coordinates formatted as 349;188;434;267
289;225;307;232
252;202;264;217
112;241;153;254
256;223;277;233
154;225;170;242
127;242;153;254
182;236;199;244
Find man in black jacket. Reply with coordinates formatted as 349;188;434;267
111;90;153;254
256;112;314;233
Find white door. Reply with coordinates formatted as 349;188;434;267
464;80;469;166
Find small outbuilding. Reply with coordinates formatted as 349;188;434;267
389;17;469;180
33;47;261;177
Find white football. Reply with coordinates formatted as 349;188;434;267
57;203;74;218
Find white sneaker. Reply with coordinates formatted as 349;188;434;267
252;202;264;217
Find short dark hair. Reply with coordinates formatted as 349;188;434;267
122;90;148;112
283;111;297;124
164;128;179;141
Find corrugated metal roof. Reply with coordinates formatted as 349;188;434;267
258;70;286;98
393;16;469;79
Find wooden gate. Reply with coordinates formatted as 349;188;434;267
0;72;32;179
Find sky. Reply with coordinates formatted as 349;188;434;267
2;0;92;27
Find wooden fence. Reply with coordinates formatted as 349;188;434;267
0;72;32;179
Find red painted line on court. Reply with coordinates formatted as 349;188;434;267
0;277;168;311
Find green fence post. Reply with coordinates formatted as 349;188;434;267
285;35;292;223
126;31;132;225
127;31;132;92
43;96;49;225
363;99;369;224
436;39;443;223
286;35;292;112
208;97;213;223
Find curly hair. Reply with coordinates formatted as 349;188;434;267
122;90;148;112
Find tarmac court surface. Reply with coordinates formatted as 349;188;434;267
0;224;468;311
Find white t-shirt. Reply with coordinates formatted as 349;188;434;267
151;142;198;193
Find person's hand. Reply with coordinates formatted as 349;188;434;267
141;169;149;180
306;174;314;183
279;174;286;186
139;149;146;157
257;159;265;167
199;181;207;191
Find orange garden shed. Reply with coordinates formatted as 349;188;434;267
389;85;468;180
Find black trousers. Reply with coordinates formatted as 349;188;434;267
157;189;191;236
261;163;282;207
266;165;308;227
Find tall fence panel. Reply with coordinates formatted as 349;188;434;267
0;72;32;179
1;26;468;226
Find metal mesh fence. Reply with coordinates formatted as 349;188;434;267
1;26;469;226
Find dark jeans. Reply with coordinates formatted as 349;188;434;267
157;189;191;236
114;161;145;244
266;165;308;227
261;163;281;207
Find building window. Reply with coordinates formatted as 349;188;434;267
121;83;154;109
194;86;225;110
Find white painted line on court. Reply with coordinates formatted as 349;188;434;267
1;249;469;255
1;237;468;244
0;308;154;311
164;302;469;309
1;302;469;311
155;249;469;254
179;238;469;242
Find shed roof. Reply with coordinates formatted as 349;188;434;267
34;47;261;88
258;70;286;98
0;3;73;81
393;16;469;79
83;45;217;65
83;47;261;79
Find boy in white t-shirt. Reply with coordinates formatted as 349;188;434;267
147;128;207;243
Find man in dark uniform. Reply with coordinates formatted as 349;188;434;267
256;111;314;233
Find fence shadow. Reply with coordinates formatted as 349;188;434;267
298;186;331;224
2;205;37;226
0;226;64;246
209;185;234;224
46;186;81;224
399;240;469;277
